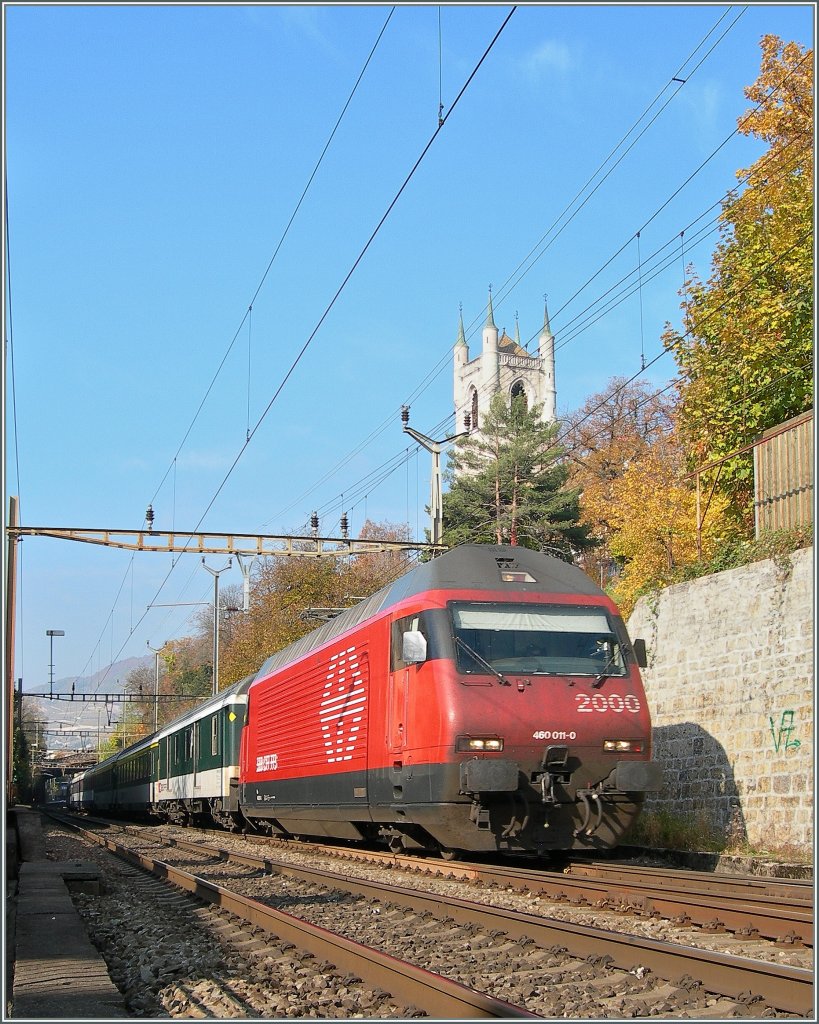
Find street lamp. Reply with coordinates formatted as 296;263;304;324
46;629;65;700
202;559;232;697
146;642;165;733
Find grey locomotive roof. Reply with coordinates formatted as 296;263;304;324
385;544;602;602
254;544;603;680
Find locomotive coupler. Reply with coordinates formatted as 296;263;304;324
573;788;603;837
540;773;558;804
540;744;570;805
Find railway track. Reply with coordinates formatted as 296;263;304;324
238;832;813;948
47;814;814;1017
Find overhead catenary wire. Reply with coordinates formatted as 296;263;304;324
548;228;813;459
268;40;811;530
490;36;812;349
282;133;810;531
144;6;398;513
318;216;813;536
79;8;518;691
55;8;399;699
469;5;749;334
179;24;810;593
226;7;756;533
65;14;810;696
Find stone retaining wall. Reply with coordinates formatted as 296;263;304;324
627;547;813;853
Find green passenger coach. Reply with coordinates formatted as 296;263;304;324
70;676;253;827
151;677;252;827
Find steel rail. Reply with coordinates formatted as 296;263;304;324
161;833;813;1015
252;836;814;946
468;863;814;947
567;860;813;899
76;825;538;1019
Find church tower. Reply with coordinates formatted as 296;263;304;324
454;290;557;434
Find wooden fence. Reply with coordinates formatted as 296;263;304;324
753;410;814;536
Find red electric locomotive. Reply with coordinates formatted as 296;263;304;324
239;544;662;857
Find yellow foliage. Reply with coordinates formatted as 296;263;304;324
606;436;731;617
218;520;413;687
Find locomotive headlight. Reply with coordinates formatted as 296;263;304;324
603;739;643;753
457;736;504;752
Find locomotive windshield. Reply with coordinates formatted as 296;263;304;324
450;602;627;677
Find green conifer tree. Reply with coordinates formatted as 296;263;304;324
442;393;592;557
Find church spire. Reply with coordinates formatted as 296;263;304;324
539;294;557;423
514;311;521;347
481;285;500;396
455;304;467;349
485;286;496;328
541;297;552;336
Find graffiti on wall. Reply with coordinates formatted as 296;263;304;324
769;710;801;752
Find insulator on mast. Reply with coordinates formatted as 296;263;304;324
310;512;319;537
146;504;155;531
401;405;410;426
340;512;349;539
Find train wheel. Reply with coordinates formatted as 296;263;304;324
439;846;462;861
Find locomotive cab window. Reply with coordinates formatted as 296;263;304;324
450;602;627;678
390;609;448;671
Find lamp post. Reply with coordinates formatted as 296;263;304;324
46;629;65;700
146;642;165;733
202;559;232;697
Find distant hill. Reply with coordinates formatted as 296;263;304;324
26;655;151;698
23;655;154;750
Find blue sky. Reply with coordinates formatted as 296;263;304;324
4;3;815;714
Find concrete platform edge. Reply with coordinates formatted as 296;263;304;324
6;808;127;1020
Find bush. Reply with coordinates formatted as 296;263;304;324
672;523;812;584
626;808;725;853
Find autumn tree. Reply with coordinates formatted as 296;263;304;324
562;377;678;586
603;428;732;616
158;635;212;720
123;664;158;736
664;35;813;530
341;519;415;601
218;520;415;686
442;393;591;557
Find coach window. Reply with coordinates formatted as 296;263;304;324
211;715;219;756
